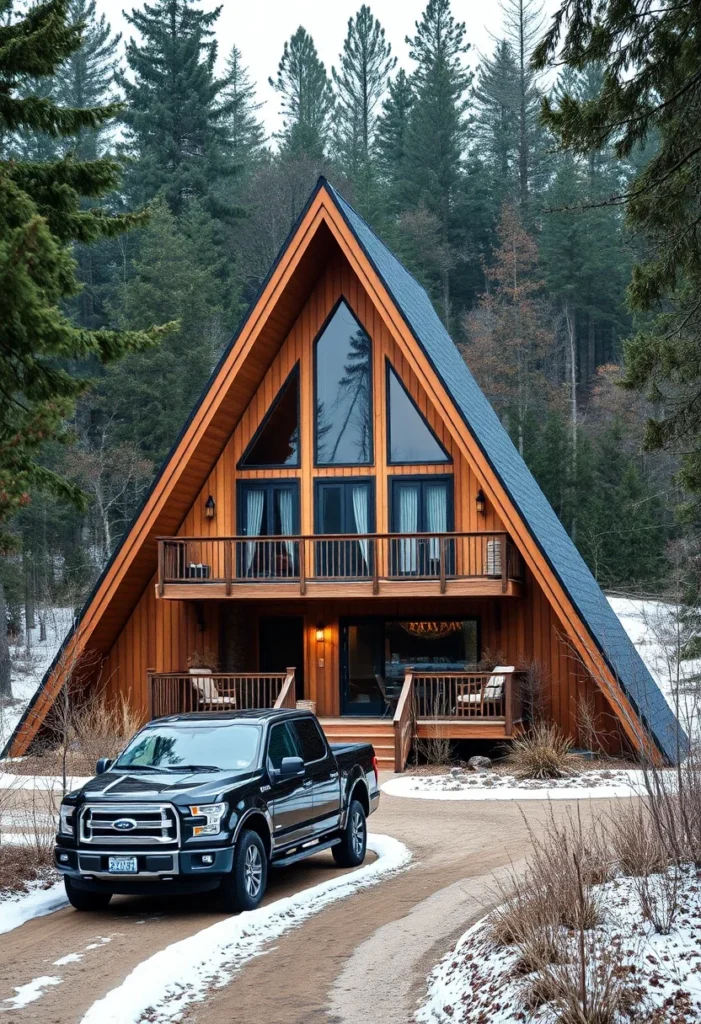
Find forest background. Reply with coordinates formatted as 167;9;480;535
0;0;684;664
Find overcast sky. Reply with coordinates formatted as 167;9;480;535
97;0;559;137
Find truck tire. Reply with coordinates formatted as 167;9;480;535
332;798;367;868
216;829;267;913
64;876;112;911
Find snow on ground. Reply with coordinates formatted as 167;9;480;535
2;975;63;1010
0;607;75;751
416;868;701;1024
0;878;67;936
383;768;657;801
608;595;701;736
81;833;412;1024
0;771;90;790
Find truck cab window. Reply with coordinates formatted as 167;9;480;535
267;723;300;770
291;718;326;762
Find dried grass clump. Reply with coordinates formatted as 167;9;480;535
534;940;642;1024
0;844;53;894
504;723;579;779
68;695;143;771
607;801;670;877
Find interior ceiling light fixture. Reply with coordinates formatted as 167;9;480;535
400;621;462;639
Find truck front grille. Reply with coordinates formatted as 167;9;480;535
79;803;179;845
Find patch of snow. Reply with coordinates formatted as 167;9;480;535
81;833;412;1024
383;768;657;801
416;868;701;1023
0;607;75;751
0;772;90;790
2;975;62;1009
53;952;84;966
0;878;67;936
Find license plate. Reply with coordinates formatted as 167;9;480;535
108;856;138;874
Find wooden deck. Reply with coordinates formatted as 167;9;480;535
155;532;524;599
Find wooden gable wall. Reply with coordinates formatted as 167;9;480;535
101;249;625;751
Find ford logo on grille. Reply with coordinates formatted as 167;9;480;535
112;818;137;832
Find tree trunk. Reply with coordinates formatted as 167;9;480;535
0;583;12;699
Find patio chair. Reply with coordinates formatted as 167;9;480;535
375;674;400;719
456;665;514;716
190;675;236;709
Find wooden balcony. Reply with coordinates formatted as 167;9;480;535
147;668;296;719
156;532;523;600
394;669;524;771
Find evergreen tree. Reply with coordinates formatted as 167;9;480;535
220;44;266;166
471;40;520;210
270;27;334;161
102;200;228;463
500;0;545;210
375;68;414;203
0;0;170;546
332;5;395;209
119;0;233;215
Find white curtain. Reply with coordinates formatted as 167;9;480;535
398;486;418;573
352;485;369;573
277;489;295;568
245;488;264;573
425;484;447;561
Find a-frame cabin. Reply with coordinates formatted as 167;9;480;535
5;179;684;771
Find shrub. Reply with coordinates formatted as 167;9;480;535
503;723;578;779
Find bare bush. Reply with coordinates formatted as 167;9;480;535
635;867;682;935
68;694;143;770
576;692;607;754
533;936;642;1024
503;722;579;779
607;801;669;877
518;658;547;725
413;694;453;766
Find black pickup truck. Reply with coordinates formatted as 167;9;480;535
55;709;380;913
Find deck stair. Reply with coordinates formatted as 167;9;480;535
319;718;395;772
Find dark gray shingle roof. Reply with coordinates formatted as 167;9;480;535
326;180;687;763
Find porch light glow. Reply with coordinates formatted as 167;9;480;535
205;495;215;519
315;623;325;643
476;489;486;515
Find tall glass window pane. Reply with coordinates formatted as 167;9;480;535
315;301;372;465
240;367;299;467
387;364;449;464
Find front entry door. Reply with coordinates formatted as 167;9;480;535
259;616;304;700
340;620;384;717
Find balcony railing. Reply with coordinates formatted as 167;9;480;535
147;668;296;719
156;532;523;596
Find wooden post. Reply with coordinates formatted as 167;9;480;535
299;539;306;595
439;537;446;594
224;539;232;596
372;539;379;595
501;535;507;593
147;669;155;720
504;672;513;735
157;543;165;597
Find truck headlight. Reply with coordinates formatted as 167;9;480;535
189;803;227;836
59;804;75;837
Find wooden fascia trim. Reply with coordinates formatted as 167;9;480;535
317;195;655;759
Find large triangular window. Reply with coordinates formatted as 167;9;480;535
239;365;300;468
386;362;451;464
315;300;372;465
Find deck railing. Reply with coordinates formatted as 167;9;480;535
147;668;296;719
393;668;523;770
157;532;523;595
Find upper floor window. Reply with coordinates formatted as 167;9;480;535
239;365;299;468
386;362;450;464
315;300;372;465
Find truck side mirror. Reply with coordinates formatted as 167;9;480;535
276;756;304;779
96;757;113;775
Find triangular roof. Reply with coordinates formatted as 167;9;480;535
5;178;686;763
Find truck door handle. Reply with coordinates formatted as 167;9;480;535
329;772;339;780
303;779;313;789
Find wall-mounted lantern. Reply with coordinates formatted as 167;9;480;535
205;495;216;519
315;622;326;643
475;488;486;516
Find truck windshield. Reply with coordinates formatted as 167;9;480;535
114;723;262;772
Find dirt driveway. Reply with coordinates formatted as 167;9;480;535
0;781;610;1024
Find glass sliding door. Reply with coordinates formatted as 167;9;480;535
390;476;454;577
237;480;300;579
341;620;384;716
314;479;374;579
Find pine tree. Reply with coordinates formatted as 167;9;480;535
375;68;414;201
119;0;233;215
0;0;170;546
500;0;545;210
332;5;395;207
220;45;266;166
471;40;520;208
270;27;334;161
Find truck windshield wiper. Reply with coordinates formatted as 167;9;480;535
165;764;220;773
112;763;163;772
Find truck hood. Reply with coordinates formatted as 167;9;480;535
73;768;260;805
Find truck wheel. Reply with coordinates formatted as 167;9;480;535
217;829;267;913
64;876;112;911
332;799;367;868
